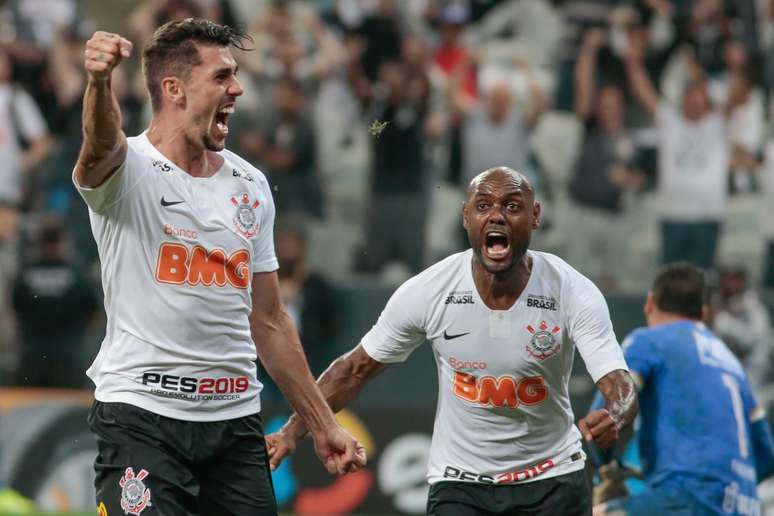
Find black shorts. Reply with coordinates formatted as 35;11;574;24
87;401;277;516
427;468;591;516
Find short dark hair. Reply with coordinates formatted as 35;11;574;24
651;262;705;319
142;18;250;112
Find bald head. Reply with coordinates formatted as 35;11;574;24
466;167;534;201
463;167;541;276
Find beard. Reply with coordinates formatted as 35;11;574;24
203;132;225;151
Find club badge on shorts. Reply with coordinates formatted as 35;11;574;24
97;502;108;516
526;321;561;360
231;192;260;238
118;467;151;515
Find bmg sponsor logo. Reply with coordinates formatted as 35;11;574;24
155;242;250;289
142;372;248;401
453;373;547;409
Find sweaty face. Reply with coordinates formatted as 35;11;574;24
463;169;540;274
183;45;243;151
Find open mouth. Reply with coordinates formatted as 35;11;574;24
215;105;234;136
484;230;510;260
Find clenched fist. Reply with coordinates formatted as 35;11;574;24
578;409;620;449
84;31;133;80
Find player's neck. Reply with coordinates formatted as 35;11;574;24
471;254;532;310
146;121;221;178
648;311;699;327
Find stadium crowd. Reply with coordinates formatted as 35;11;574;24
0;0;773;394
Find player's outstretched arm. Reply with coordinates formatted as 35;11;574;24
266;344;390;471
250;271;368;475
74;31;132;188
578;369;638;449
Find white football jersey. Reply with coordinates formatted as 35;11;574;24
361;249;628;485
73;133;278;421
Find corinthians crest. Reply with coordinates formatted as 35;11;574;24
119;467;151;515
526;321;561;360
231;192;261;238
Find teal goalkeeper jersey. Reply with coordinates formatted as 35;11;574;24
624;321;760;515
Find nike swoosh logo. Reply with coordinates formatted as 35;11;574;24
444;330;470;340
160;197;185;207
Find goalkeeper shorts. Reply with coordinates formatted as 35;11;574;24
87;400;278;516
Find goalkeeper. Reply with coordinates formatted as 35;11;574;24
591;263;774;516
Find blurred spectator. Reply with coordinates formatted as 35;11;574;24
470;0;562;69
354;57;431;275
354;0;404;82
276;223;337;375
0;0;75;93
431;3;477;185
765;0;774;93
12;217;98;388
554;0;633;111
625;34;727;271
709;264;774;391
567;28;645;290
459;61;547;187
763;140;774;289
432;3;477;100
707;39;764;193
0;48;52;353
725;67;764;193
127;0;207;47
684;0;729;75
257;222;338;402
243;1;345;102
246;77;323;219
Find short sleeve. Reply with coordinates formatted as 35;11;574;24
621;330;661;384
567;277;628;383
251;183;279;273
360;279;427;364
72;142;146;215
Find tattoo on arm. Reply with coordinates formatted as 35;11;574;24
597;369;638;431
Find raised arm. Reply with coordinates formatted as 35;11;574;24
519;60;548;129
578;369;639;449
266;344;390;469
74;31;133;188
623;32;660;118
250;271;367;474
574;29;606;121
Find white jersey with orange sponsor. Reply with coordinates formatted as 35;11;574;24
73;133;278;422
361;249;628;485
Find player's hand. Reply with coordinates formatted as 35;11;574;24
578;409;619;449
84;31;133;81
265;429;298;471
311;425;367;475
